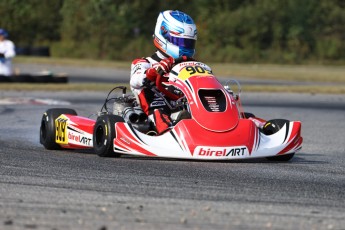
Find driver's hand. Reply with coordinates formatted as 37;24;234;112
143;68;158;88
156;57;175;74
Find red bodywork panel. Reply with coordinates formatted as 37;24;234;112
173;118;257;155
59;115;95;149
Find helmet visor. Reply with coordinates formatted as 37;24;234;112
169;36;196;49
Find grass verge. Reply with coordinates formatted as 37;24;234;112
14;56;129;69
0;83;130;91
14;56;345;83
210;63;345;83
0;83;344;94
9;57;345;94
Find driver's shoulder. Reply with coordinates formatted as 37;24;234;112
132;58;149;65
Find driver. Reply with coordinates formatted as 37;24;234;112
130;10;198;135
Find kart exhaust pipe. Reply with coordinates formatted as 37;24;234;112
113;98;148;123
133;107;147;123
123;107;140;123
122;107;147;123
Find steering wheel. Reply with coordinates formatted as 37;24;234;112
155;56;195;100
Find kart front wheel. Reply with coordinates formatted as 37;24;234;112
93;115;124;157
40;108;77;150
262;119;290;135
263;119;295;161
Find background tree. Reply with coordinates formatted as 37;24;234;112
1;0;344;63
0;0;62;46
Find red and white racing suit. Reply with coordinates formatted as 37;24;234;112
130;51;175;134
130;51;212;134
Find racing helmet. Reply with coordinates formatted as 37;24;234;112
153;10;197;58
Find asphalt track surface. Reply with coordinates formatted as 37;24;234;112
1;64;345;230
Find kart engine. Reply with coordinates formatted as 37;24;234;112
113;96;151;133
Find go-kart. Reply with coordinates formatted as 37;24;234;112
39;59;302;161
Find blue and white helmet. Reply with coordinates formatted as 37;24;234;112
153;10;197;58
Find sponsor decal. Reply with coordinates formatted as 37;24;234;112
131;64;142;75
194;146;248;158
150;101;166;107
178;65;213;81
55;117;68;144
177;62;209;69
68;132;92;146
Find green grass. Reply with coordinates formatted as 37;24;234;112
8;56;345;94
14;56;345;82
1;83;344;94
0;83;130;91
243;85;345;94
14;56;130;69
210;63;345;83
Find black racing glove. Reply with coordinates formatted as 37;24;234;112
142;78;155;89
0;53;5;58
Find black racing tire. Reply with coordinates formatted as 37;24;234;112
0;75;12;82
93;115;124;157
40;108;77;150
32;74;55;83
53;75;69;83
12;74;35;83
262;119;289;135
262;119;295;161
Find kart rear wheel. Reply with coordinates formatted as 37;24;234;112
40;108;77;150
93;115;124;157
262;119;295;161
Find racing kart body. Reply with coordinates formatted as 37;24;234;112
40;60;303;161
